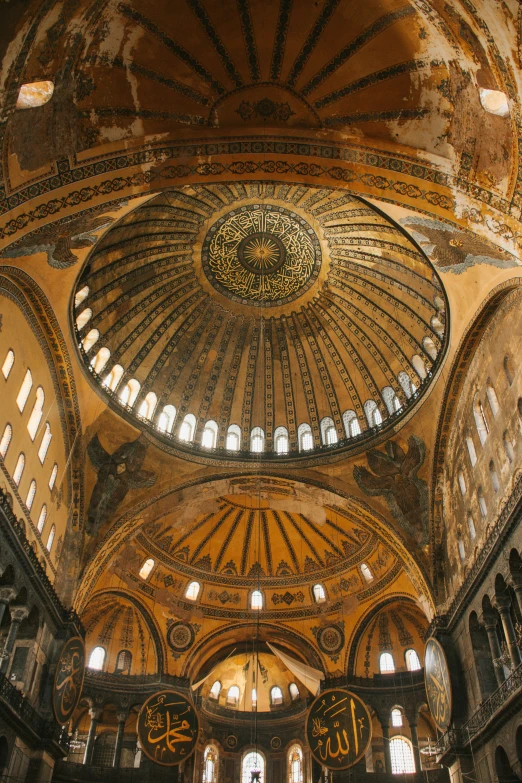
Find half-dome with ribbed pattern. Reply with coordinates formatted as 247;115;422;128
74;182;447;460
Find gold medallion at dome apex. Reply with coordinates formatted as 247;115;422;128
201;205;321;306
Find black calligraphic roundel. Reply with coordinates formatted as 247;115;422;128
52;636;86;724
425;637;452;732
306;689;372;770
137;690;199;766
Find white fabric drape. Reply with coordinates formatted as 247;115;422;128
267;643;324;695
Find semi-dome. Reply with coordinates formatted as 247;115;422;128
74;181;447;459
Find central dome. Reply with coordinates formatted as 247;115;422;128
73;181;447;461
202;204;321;305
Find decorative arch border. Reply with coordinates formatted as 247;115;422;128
74;472;435;619
84;588;166;673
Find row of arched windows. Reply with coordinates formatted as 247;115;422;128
87;646;132;673
379;649;422;673
76;290;433;454
208;681;295;707
138;561;373;606
1;350;59;554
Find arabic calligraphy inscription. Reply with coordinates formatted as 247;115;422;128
52;636;86;724
137;690;199;766
306;689;372;770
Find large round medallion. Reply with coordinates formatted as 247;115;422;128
52;636;85;724
306;689;372;770
201;204;321;306
167;622;194;653
317;625;344;656
137;690;199;766
424;637;452;731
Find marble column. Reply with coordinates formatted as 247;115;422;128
407;716;422;773
0;606;28;675
381;722;392;774
83;707;103;765
507;573;522;620
482;610;506;686
0;587;16;628
493;594;522;670
113;710;128;768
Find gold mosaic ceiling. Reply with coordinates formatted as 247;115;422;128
75;181;447;457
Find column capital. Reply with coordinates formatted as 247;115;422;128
117;711;128;724
492;594;512;613
89;707;103;721
0;588;16;603
507;573;522;591
481;609;499;629
9;606;29;622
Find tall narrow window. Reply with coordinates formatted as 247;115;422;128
466;437;477;467
390;737;415;774
227;685;240;707
504;355;514;386
75;308;92;330
473;395;489;445
74;286;89;308
201;420;218;449
203;745;218;783
411;354;427;380
16;369;32;412
0;424;12;458
81;328;99;352
90;347;111;375
209;681;221;700
391;708;403;727
250;427;265;453
38;423;52;464
270;686;283;705
88;646;106;671
49;463;58;491
288;745;303;783
423;337;437;361
119;379;140;407
27;387;44;440
185;581;200;601
37;504;47;532
46;524;55;552
405;649;422;671
274;426;289;454
504;432;515;464
467;514;476;541
179;414;196;443
431;315;444;337
158;404;176;434
139;558;155;580
2;350;14;379
360;563;373;583
103;364;124;392
115;650;132;673
398;371;416;400
382;387;401;415
489;461;500;493
138;392;157;421
320;417;337;445
458;471;466;496
342;410;361;438
478;487;487;518
379;653;395;673
289;683;299;701
486;383;500;417
457;535;466;561
364;400;382;428
251;688;257;708
298;423;313;451
313;584;326;603
226;424;241;451
25;480;37;511
251;590;263;610
13;453;25;485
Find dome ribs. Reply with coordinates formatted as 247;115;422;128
195;316;238;435
263;326;275;449
189;505;236;565
285;314;321;447
285;0;341;88
214;509;244;573
282;511;324;569
117;3;226;96
299;5;416;96
240;511;256;575
185;0;244;88
240;321;262;449
273;318;298;448
271;510;300;574
217;321;249;448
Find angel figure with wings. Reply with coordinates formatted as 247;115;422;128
353;435;429;546
86;434;157;535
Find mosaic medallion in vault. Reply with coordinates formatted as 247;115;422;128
73;182;448;462
201;204;321;306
